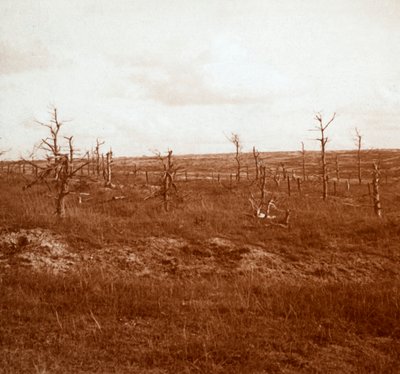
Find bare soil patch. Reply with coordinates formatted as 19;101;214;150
1;228;398;283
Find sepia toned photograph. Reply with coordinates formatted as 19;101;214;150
0;1;399;372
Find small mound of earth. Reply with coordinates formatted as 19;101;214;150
1;230;397;282
0;228;78;273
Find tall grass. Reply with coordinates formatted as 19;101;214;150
1;268;399;373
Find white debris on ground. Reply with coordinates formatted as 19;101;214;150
0;228;78;273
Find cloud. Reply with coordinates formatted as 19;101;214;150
0;42;50;75
130;37;290;106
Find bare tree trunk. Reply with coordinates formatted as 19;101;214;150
95;139;105;178
322;140;328;200
335;154;340;182
87;152;90;176
259;166;266;203
91;153;96;175
133;164;137;178
235;155;240;182
160;150;178;212
301;142;306;181
281;163;287;179
65;136;74;174
356;128;362;185
228;133;241;182
55;156;69;218
105;150;113;188
314;112;336;201
253;146;260;181
372;162;382;218
101;154;106;180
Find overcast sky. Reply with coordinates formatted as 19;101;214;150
1;0;399;159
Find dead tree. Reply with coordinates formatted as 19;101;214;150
253;146;260;181
162;150;175;211
355;128;362;185
228;133;242;182
55;155;70;217
101;154;106;179
64;136;74;174
314;112;336;200
249;165;267;218
104;149;113;188
36;108;62;178
95;139;105;177
24;108;89;218
271;167;282;188
151;150;180;211
372;162;382;218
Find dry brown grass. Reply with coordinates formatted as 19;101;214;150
0;149;399;373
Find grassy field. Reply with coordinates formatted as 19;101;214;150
0;149;399;373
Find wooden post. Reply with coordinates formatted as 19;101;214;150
333;181;337;196
217;173;220;183
346;179;350;192
287;176;291;196
145;170;149;185
87;153;90;176
297;178;301;195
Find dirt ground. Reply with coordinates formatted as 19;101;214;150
1;227;398;283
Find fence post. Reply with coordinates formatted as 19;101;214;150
297;178;301;195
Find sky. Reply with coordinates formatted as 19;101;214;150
0;0;399;159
